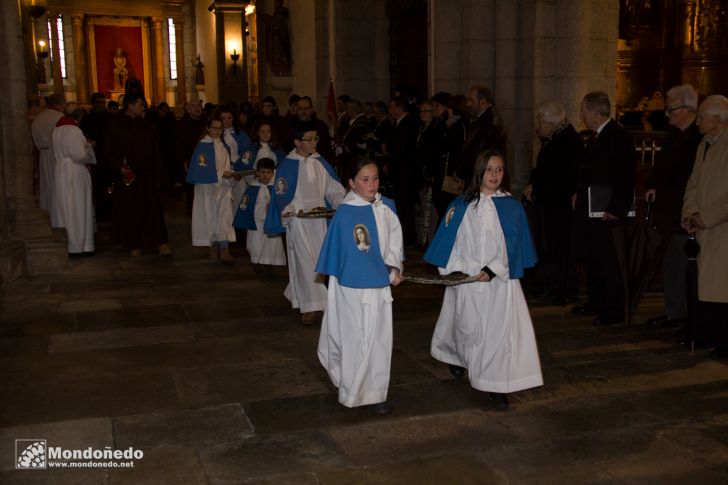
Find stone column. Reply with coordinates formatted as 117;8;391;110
174;18;187;106
71;14;89;104
48;13;64;95
1;0;69;281
151;17;166;104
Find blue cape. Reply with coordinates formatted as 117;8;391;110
264;154;340;235
315;196;398;289
424;195;537;279
185;140;218;184
233;144;287;171
233;184;274;230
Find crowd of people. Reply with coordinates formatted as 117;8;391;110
26;80;728;413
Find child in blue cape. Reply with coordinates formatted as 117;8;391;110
264;121;346;325
424;150;543;410
186;116;238;261
316;156;404;414
236;120;287;171
233;157;286;272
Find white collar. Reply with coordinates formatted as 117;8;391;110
343;190;381;206
287;149;320;161
595;118;610;135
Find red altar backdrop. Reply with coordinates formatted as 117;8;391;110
94;25;145;98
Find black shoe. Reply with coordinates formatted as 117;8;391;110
489;393;509;411
646;315;668;327
572;304;597;315
593;313;625;326
68;252;83;258
371;401;390;415
449;364;466;379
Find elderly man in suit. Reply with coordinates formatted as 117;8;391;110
571;91;636;325
682;95;728;358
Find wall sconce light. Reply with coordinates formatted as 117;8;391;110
230;49;240;74
37;40;49;59
36;40;48;84
245;3;256;16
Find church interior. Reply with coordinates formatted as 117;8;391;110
1;1;728;482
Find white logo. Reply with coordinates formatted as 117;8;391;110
16;440;47;469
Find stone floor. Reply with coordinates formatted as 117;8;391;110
1;198;728;484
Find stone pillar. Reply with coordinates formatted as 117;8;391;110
71;14;89;104
1;0;68;282
151;17;166;104
174;18;187;106
48;13;64;95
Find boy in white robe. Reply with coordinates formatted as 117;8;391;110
424;150;543;411
52;106;97;255
233;157;286;272
316;157;404;413
265;121;346;325
187;117;237;261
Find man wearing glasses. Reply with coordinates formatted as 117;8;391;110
644;84;702;332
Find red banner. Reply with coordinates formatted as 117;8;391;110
94;25;145;98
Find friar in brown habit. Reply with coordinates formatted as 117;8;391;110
104;93;171;256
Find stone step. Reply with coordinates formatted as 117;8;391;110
25;240;68;274
12;219;53;240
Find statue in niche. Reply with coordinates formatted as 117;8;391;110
113;48;128;90
192;54;205;85
259;0;292;76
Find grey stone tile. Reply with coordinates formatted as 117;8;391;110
75;305;190;332
107;445;205;485
48;325;195;353
1;372;182;427
172;359;331;408
244;380;485;435
318;454;504;484
113;404;253;449
198;431;352;483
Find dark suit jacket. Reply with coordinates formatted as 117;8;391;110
530;123;583;210
576;119;635;219
388;112;420;197
456;106;507;182
645;122;701;234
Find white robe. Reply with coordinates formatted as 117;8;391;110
282;150;346;313
52;123;97;253
191;137;237;246
318;191;404;407
255;142;276;165
431;193;543;393
31;108;64;227
245;176;286;265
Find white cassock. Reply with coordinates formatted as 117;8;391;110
191;136;237;246
246;176;286;265
52;122;97;253
282;151;346;313
30;108;64;227
255;142;276;165
318;191;404;407
431;193;543;393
